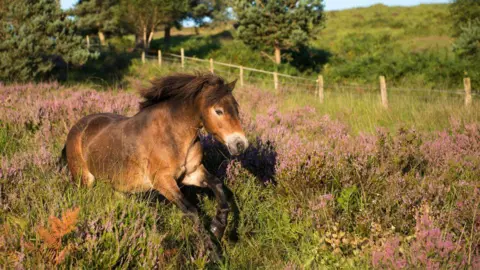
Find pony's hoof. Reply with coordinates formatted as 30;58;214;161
210;222;225;239
203;235;221;262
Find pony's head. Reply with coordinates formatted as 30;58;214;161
139;73;248;155
198;76;248;156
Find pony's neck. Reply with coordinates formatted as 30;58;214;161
147;99;203;140
172;100;203;133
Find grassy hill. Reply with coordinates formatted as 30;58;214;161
84;3;476;90
109;3;477;89
318;4;451;51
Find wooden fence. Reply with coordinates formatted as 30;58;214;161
140;49;475;108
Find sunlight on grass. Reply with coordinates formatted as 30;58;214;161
280;89;479;134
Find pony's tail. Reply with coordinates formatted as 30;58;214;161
57;144;67;172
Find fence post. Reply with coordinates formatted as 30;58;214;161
141;51;145;64
464;77;472;106
209;58;214;74
379;76;388;108
158;50;162;67
318;75;324;103
239;66;244;87
86;35;90;49
181;48;184;68
273;72;279;91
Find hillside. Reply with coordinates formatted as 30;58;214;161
85;3;478;89
318;4;451;52
153;4;452;51
133;4;469;89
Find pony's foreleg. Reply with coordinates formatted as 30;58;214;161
204;170;230;240
182;165;230;239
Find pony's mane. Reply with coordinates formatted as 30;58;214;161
139;73;228;109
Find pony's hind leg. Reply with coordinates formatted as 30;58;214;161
153;175;220;261
154;175;200;221
66;127;95;187
67;149;95;187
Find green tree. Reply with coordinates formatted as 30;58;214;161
450;0;480;36
118;0;189;49
232;0;325;64
451;0;480;60
160;0;221;44
0;0;92;82
189;0;229;32
453;21;480;59
161;0;190;46
71;0;123;45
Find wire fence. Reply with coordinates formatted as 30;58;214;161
136;48;477;108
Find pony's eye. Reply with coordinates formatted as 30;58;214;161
215;109;224;115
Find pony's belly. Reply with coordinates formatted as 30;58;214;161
86;142;153;192
90;163;153;193
111;173;154;193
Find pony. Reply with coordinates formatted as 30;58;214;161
61;73;248;256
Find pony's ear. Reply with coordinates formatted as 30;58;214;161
227;79;237;91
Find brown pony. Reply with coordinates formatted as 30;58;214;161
61;73;248;250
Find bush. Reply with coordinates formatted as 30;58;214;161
0;0;92;83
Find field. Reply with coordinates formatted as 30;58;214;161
74;3;479;96
1;3;480;269
1;76;479;268
104;3;475;90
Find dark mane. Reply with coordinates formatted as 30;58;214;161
139;73;229;109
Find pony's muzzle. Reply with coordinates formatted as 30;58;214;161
226;133;249;156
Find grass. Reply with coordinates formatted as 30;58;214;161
317;4;451;50
280;90;478;134
1;80;479;269
1;164;357;268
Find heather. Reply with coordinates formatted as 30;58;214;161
1;82;479;268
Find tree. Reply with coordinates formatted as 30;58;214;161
232;0;325;64
189;0;229;31
450;0;480;60
450;0;480;36
118;0;189;49
0;0;92;82
71;0;123;45
453;21;480;59
161;0;190;46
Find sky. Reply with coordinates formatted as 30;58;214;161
61;0;449;11
325;0;448;10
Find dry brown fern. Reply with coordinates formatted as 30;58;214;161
36;207;80;265
37;207;79;249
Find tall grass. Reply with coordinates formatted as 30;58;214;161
281;89;479;134
1;81;479;268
